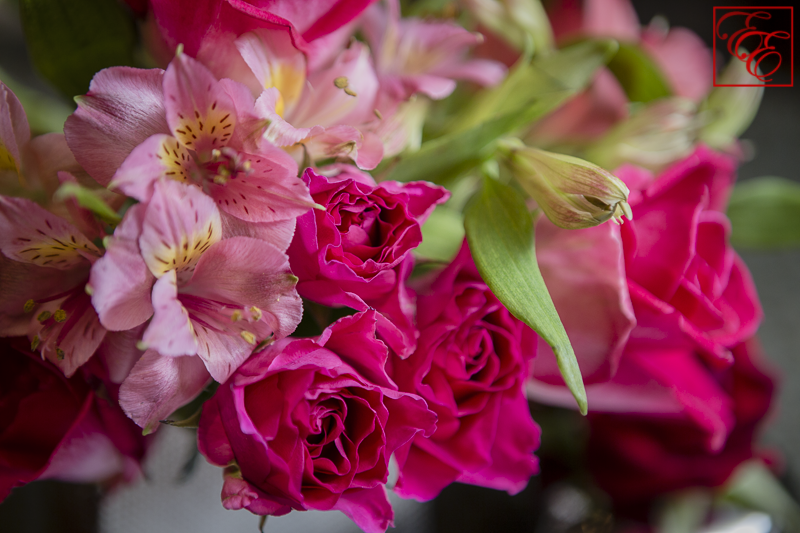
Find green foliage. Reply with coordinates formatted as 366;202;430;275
20;0;137;99
728;177;800;249
606;42;672;103
382;40;618;185
417;206;465;263
53;182;122;224
722;460;800;532
464;177;587;414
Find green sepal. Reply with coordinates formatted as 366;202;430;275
53;182;122;224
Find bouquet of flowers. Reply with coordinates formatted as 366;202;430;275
1;0;798;531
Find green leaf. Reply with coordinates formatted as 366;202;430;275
20;0;137;99
728;177;800;249
721;460;800;532
606;42;672;103
53;182;122;224
416;206;465;263
381;40;618;185
464;177;587;414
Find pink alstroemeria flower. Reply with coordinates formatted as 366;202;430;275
65;52;316;240
0;195;105;377
238;32;384;169
90;180;302;431
362;0;506;104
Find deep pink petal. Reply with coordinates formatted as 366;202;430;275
332;486;394;533
65;67;169;185
119;348;211;431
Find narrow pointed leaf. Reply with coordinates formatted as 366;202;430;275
464;177;587;414
728;177;800;249
20;0;137;99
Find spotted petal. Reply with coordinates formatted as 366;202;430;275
1;81;30;176
110;134;195;202
164;52;239;155
0;196;100;270
138;180;222;280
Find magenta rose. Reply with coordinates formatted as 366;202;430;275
530;146;761;409
197;310;436;533
0;338;148;501
389;244;540;501
287;167;448;356
586;337;775;517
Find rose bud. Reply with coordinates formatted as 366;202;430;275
501;140;632;229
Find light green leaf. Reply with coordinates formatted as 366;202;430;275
416;206;465;263
655;489;712;533
381;40;618;185
721;460;800;532
384;91;573;184
20;0;137;99
728;177;800;249
54;182;121;224
606;42;672;103
464;177;587;414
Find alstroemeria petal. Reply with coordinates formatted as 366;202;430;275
119;348;211;431
208;153;315;223
139;180;222;280
65;67;169;185
0;196;99;270
110;134;195;202
90;204;155;331
142;270;198;357
164;52;238;155
220;212;296;253
184;236;302;339
0;82;30;175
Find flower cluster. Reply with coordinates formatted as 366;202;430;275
0;0;785;530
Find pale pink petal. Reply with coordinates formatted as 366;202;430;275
138;180;222;280
208;152;316;223
142;270;198;357
183;237;302;339
97;326;147;384
0;196;100;270
1;81;30;174
163;52;239;155
290;43;379;128
220;211;296;252
23;134;88;199
254;88;323;147
583;0;641;42
65;67;169;185
110;134;195;201
641;26;713;102
302;125;383;170
119;348;211;431
89;204;155;331
48;304;107;378
194;326;254;384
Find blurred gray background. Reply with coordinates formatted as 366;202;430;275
1;0;798;531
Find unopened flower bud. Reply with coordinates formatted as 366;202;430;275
503;142;631;229
462;0;554;54
586;98;699;172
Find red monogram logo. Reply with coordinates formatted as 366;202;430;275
713;6;793;87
